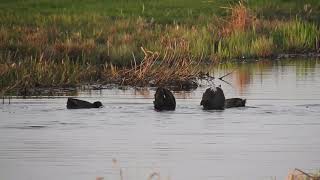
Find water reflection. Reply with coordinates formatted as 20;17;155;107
212;58;319;97
133;87;152;98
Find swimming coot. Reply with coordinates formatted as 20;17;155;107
153;87;176;111
200;86;226;110
67;98;103;109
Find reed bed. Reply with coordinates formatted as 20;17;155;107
0;54;100;95
0;47;201;95
102;47;200;89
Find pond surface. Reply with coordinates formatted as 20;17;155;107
1;58;320;180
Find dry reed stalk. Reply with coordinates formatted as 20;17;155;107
103;47;199;89
221;1;254;36
287;169;320;180
148;172;161;180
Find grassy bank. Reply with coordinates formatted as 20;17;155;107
1;0;320;94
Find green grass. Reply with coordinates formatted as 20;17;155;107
272;19;319;52
1;0;320;25
0;0;224;26
248;0;320;22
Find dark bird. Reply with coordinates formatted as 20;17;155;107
200;86;226;110
153;87;176;111
225;98;246;108
67;98;103;109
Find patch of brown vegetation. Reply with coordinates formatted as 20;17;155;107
221;1;257;36
22;27;48;48
102;47;199;90
53;39;96;61
287;169;320;180
160;36;189;52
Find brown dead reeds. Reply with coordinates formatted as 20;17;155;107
0;53;100;95
287;169;320;180
53;39;96;61
221;1;257;36
1;46;201;95
102;47;200;90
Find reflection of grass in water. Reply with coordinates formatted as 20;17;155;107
204;59;319;93
274;58;319;78
293;59;319;78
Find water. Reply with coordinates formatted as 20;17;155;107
1;59;320;180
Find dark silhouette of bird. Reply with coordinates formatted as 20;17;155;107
225;98;246;108
200;86;226;110
67;98;103;109
153;87;176;111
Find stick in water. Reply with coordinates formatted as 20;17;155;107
218;69;236;80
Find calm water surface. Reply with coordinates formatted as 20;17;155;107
1;59;320;180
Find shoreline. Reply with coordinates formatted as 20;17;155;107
1;1;320;96
1;54;319;97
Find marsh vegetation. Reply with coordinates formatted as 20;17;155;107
1;0;320;94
